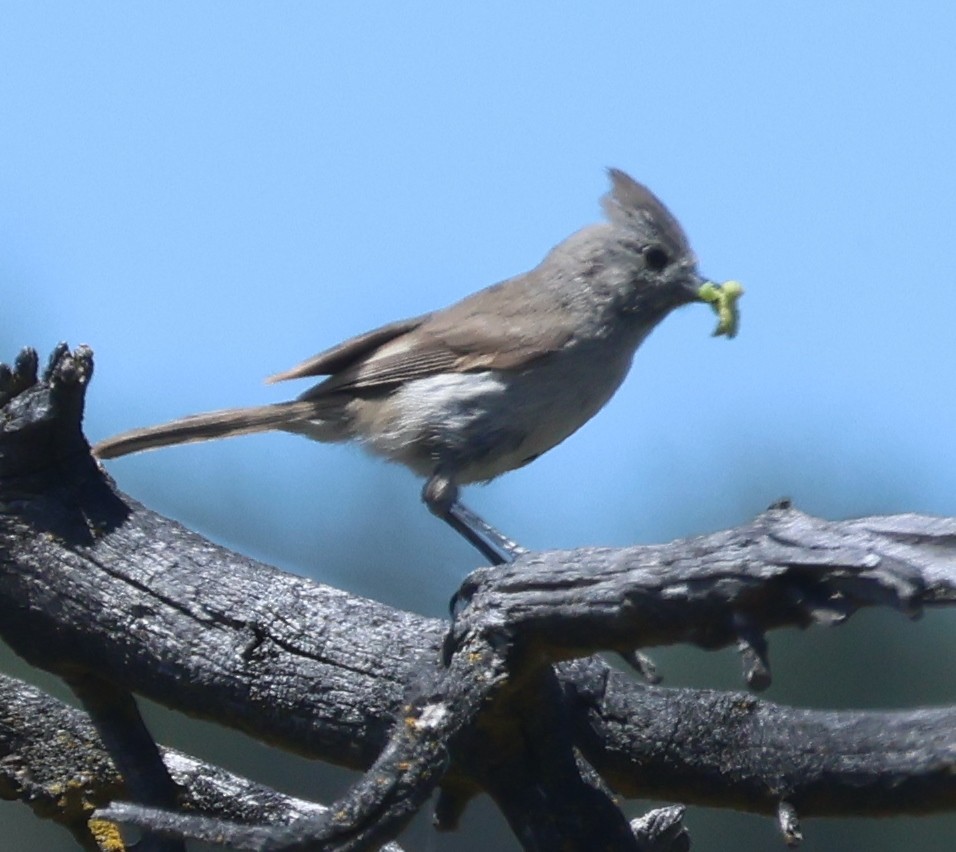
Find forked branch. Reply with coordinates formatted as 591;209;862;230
1;345;953;850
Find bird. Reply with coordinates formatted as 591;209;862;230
94;169;741;564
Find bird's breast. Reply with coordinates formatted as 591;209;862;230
349;341;636;484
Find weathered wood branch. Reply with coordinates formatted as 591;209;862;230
1;344;954;850
0;673;404;852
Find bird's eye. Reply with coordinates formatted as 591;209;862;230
643;245;669;271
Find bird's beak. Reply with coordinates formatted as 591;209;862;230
696;279;744;338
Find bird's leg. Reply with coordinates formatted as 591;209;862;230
446;500;529;565
422;474;528;566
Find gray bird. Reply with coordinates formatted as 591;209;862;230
94;169;741;564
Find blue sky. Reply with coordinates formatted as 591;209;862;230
4;1;955;604
2;4;955;847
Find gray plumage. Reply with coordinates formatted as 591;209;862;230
94;169;710;555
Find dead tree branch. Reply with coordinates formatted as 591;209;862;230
0;673;404;852
1;344;954;850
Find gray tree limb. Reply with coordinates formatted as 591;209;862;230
0;673;404;852
1;344;954;850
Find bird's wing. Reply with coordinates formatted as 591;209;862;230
421;273;577;370
266;313;431;383
299;271;577;398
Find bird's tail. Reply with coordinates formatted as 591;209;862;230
92;400;320;459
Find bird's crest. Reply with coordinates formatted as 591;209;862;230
601;168;690;254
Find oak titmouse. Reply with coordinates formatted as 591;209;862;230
94;169;741;564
